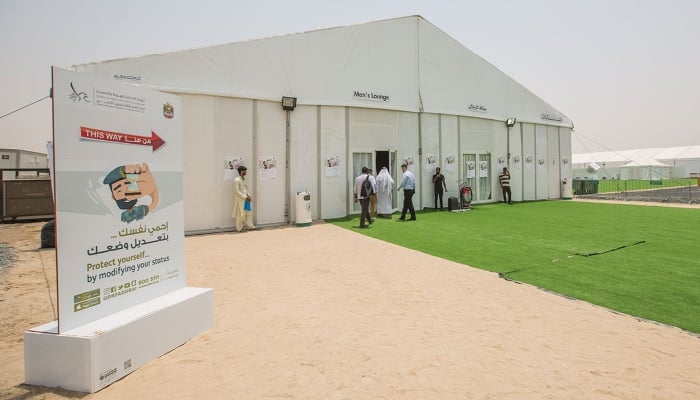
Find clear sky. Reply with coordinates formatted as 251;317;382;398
1;0;698;155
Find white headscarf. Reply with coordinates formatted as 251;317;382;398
376;167;394;192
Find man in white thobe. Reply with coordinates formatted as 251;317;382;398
232;166;256;232
375;167;394;217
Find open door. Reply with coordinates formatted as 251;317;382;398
352;152;373;212
375;150;398;210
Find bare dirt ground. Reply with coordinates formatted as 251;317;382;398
1;208;699;399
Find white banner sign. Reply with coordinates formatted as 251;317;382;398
52;67;185;332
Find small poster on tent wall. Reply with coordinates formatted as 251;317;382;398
538;158;546;170
525;155;534;169
224;156;244;181
258;156;277;180
513;155;521;170
444;155;456;173
425;154;437;175
403;156;415;171
497;155;506;170
466;161;476;178
324;154;339;177
561;157;570;179
479;161;489;178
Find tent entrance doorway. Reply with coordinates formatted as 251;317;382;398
375;150;398;209
462;152;492;203
352;150;397;213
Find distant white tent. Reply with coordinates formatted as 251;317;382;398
621;159;671;180
573;145;700;180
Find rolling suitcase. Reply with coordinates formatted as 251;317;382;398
447;196;459;211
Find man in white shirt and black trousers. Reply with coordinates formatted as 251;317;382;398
354;166;376;229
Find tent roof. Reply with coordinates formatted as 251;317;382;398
69;16;571;127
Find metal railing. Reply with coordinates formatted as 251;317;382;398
573;178;699;204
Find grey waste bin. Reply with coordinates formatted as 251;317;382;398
295;191;312;227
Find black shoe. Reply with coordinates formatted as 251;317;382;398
409;218;416;221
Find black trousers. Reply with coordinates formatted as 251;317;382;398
502;186;512;204
401;189;416;219
359;197;370;227
434;189;444;209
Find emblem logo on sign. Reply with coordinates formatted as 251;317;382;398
163;102;174;119
68;82;90;103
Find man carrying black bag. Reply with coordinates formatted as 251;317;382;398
353;166;376;228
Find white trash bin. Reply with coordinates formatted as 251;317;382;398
295;191;312;227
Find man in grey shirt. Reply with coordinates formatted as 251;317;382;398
354;166;376;228
397;163;416;221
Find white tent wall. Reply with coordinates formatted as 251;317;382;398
547;126;561;199
522;123;537;200
508;123;523;202
215;96;255;229
440;115;460;195
181;95;221;232
559;127;573;198
255;101;287;225
535;125;549;200
420;114;440;208
459;116;502;203
398;112;421;210
181;95;258;233
673;159;700;177
289;105;319;223
348;108;406;212
319;106;347;219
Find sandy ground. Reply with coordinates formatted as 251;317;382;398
1;213;700;399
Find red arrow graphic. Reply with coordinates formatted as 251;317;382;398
80;126;166;151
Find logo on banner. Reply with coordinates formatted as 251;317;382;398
113;74;142;81
69;82;90;103
163;102;174;119
99;367;118;383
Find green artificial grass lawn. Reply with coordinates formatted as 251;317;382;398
328;201;700;333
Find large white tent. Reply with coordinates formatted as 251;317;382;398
572;145;700;180
69;16;573;233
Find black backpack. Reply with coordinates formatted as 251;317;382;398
360;175;373;197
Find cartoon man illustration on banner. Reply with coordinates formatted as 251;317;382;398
103;162;160;223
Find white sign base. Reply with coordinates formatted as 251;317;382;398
24;287;213;393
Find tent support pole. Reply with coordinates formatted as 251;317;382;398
285;110;291;224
